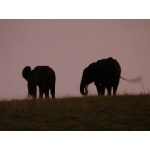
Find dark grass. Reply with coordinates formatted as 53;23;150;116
0;95;150;131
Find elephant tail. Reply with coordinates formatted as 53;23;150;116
120;76;142;83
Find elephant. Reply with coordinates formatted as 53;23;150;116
22;66;56;99
80;57;121;96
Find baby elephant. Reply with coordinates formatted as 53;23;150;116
22;66;56;99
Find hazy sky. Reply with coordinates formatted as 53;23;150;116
0;19;150;99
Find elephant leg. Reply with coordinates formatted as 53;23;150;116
95;83;101;95
39;92;43;99
113;80;119;95
45;89;49;99
101;86;105;96
51;88;55;99
113;85;118;96
95;82;105;95
32;86;37;99
50;82;55;99
39;87;44;99
107;86;112;96
45;93;49;99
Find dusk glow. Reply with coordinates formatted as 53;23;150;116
0;20;150;99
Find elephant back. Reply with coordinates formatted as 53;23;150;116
95;57;121;83
33;66;56;81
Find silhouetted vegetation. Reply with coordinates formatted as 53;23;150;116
0;95;150;131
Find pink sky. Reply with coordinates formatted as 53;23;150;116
0;20;150;99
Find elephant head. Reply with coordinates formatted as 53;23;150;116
22;66;37;98
80;63;96;95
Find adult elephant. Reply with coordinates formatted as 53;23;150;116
80;57;121;96
22;66;56;99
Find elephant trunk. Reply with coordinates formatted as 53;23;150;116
80;81;88;95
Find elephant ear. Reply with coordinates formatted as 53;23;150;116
87;62;96;75
22;66;31;81
85;62;96;82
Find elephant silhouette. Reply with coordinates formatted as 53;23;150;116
22;66;56;99
80;57;121;96
80;57;142;96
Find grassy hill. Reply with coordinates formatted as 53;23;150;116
0;95;150;131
